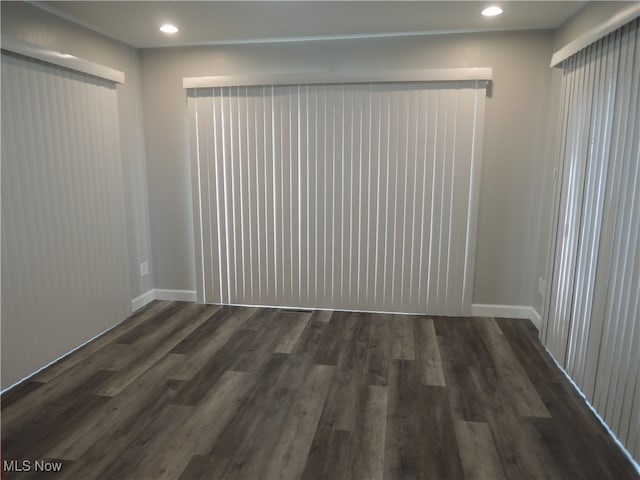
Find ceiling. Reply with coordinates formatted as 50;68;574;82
34;1;587;49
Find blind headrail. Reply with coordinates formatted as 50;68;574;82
182;67;492;89
1;35;125;84
550;3;640;67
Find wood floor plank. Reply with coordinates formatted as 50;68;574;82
96;403;195;479
416;385;466;479
45;353;187;461
171;328;256;406
434;317;495;369
273;316;330;391
438;333;495;422
413;317;446;386
274;311;313;353
318;315;370;431
93;304;217;396
168;306;258;381
177;455;231;480
337;314;370;369
113;301;187;344
445;367;493;422
496;317;566;385
455;420;506;480
484;396;555;480
240;306;273;330
530;412;636;480
524;415;596;479
313;311;352;365
224;389;298;480
485;316;505;337
97;343;138;371
315;310;335;323
230;309;291;372
460;318;497;368
348;385;388;480
364;315;392;386
385;360;464;480
3;387;112;462
259;364;335;480
2;348;121;433
479;323;551;418
528;372;638;480
384;359;422;480
1;368;114;441
30;300;174;383
435;323;473;368
0;380;43;410
116;303;208;352
3;307;638;480
57;378;188;478
390;315;415;360
301;428;352;480
131;370;256;479
169;305;234;354
209;356;296;478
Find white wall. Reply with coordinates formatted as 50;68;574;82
140;30;556;308
1;2;153;301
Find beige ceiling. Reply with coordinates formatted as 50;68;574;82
34;1;587;48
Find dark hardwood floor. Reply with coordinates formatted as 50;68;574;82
2;301;638;479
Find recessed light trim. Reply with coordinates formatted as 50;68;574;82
481;6;503;17
160;24;179;34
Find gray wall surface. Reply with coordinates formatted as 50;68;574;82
1;2;153;301
553;1;637;51
140;30;556;308
532;67;563;316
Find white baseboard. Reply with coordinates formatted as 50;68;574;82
131;289;198;312
153;289;198;302
132;295;543;329
471;303;542;329
131;290;155;312
471;303;532;318
529;307;542;329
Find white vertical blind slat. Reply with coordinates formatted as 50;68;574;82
1;53;129;388
616;24;640;445
189;79;486;315
544;18;640;464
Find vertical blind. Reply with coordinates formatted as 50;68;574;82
543;18;640;462
1;52;130;389
188;80;487;315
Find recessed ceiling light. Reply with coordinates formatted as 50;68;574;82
481;6;503;17
160;24;179;34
